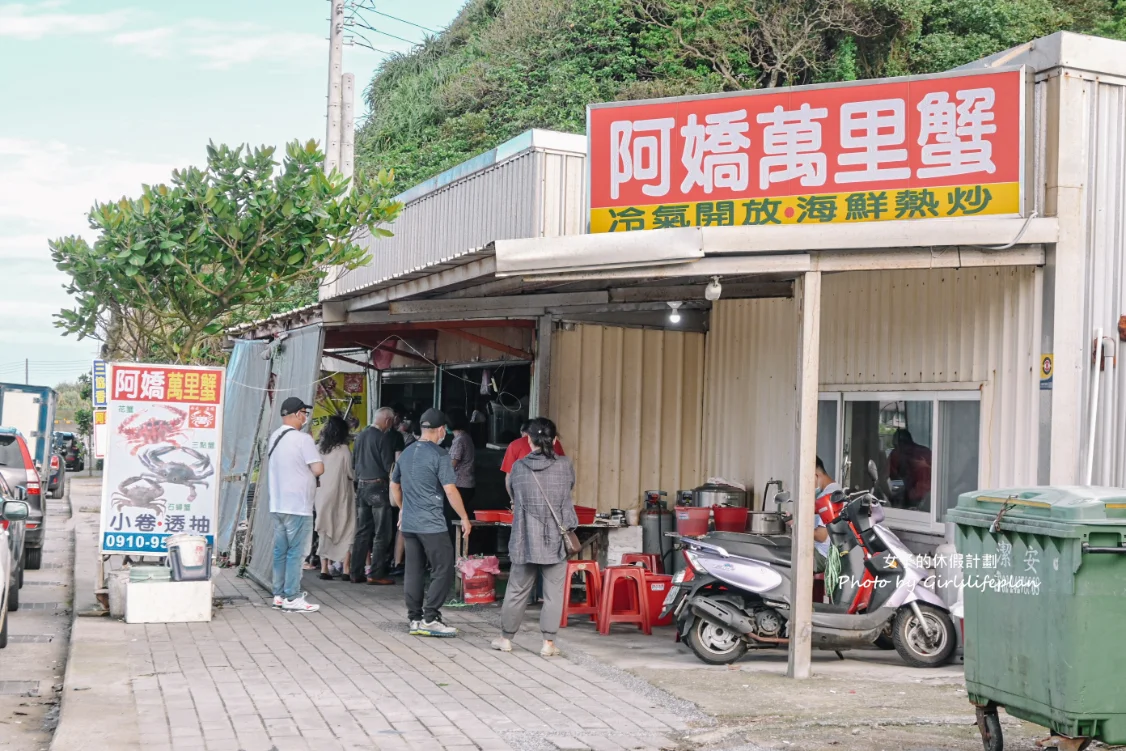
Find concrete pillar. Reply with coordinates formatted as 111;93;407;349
531;316;553;418
787;270;821;679
1044;73;1092;485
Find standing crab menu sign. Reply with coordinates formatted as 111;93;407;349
99;363;225;555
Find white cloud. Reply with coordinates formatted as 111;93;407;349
110;24;324;69
110;26;173;57
188;30;324;69
0;2;128;39
0;138;178;242
3;4;325;69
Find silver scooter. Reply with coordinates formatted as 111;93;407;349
661;462;957;667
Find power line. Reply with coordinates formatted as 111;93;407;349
349;20;419;47
348;30;397;56
350;2;438;34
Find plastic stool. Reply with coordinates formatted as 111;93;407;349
597;566;651;635
560;560;602;628
620;552;663;574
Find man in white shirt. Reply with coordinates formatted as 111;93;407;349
267;397;325;612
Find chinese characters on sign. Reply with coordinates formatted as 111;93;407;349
589;70;1025;232
91;360;108;409
99;363;225;556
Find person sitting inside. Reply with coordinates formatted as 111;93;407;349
811;457;843;574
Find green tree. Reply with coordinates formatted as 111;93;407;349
51;141;403;364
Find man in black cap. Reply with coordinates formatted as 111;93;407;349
390;408;471;637
266;397;325;613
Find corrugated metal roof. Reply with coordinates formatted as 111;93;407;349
323;131;587;302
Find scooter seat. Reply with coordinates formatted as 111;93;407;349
703;532;793;567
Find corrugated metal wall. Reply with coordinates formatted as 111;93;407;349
548;325;706;511
215;339;272;554
1081;79;1126;486
702;298;797;506
247;324;325;592
324;148;586;300
701;267;1042;496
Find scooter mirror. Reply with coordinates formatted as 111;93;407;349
867;459;879;484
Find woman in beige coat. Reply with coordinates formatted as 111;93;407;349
314;415;356;579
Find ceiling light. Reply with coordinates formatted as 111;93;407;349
668;301;682;324
705;276;723;302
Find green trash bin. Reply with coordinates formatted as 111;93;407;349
949;487;1126;751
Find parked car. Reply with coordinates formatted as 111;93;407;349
0;428;44;569
0;493;29;649
0;474;25;614
53;432;83;472
46;451;66;500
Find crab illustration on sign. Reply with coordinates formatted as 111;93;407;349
113;477;167;515
118;405;188;454
188;405;217;429
139;446;214;502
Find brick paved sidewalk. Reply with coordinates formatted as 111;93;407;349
125;569;695;751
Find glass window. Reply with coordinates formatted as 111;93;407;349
817;399;838;479
843;399;934;513
821;390;980;528
938;400;981;521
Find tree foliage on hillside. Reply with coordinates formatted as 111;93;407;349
356;0;1126;188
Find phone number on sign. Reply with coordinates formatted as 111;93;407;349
102;533;167;552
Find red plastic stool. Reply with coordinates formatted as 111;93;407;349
597;566;652;635
560;560;602;628
620;552;663;574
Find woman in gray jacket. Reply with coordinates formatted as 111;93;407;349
492;418;579;657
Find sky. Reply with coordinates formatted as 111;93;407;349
0;0;466;387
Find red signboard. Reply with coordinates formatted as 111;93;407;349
588;69;1026;232
110;365;223;404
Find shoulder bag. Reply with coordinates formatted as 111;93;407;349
530;471;581;555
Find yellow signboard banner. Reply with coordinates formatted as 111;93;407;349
590;182;1018;234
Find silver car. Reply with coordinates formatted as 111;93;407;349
0;492;29;649
0;428;43;570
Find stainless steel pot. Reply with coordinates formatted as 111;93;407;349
749;512;786;535
692;483;746;508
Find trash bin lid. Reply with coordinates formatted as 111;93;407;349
953;486;1126;525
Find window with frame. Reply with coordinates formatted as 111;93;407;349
817;391;981;532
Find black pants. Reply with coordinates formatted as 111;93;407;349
403;531;455;623
352;482;393;580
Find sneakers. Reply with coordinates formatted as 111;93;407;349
491;637;512;652
272;596;283;609
411;618;457;637
281;594;320;613
409;619;420;633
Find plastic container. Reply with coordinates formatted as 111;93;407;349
463;572;495;604
949;487;1126;746
166;534;211;582
675;506;710;537
574;506;597;525
645;573;674;627
712;506;749;533
474;510;513;524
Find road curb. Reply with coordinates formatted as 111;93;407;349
50;477;140;751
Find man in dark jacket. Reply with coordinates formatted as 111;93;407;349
350;407;403;585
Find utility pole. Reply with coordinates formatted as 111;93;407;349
325;0;345;174
341;73;355;185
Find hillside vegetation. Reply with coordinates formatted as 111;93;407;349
355;0;1126;189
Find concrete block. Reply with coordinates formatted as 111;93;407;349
126;580;213;624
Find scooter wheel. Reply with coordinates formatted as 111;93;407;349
893;604;957;667
686;616;748;665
